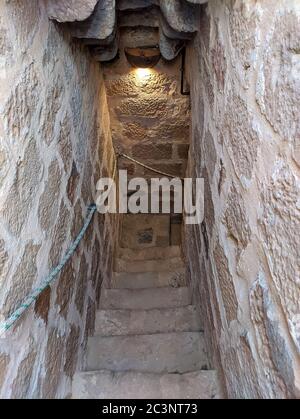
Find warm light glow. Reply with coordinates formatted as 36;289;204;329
135;68;152;79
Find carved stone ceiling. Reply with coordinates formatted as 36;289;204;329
46;0;207;62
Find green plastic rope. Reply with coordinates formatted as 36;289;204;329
0;204;97;337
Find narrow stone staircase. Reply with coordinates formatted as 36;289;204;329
73;246;220;399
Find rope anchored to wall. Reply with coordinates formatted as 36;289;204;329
0;204;97;337
117;152;184;181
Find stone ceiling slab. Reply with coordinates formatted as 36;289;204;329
159;30;184;60
160;15;193;41
159;0;199;33
46;0;99;22
68;0;116;42
92;34;119;61
119;8;159;28
117;0;159;11
186;0;208;4
47;0;203;61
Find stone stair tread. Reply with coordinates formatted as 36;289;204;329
72;369;221;399
112;269;186;289
86;331;208;373
95;305;202;336
100;287;191;310
117;246;181;261
115;257;184;273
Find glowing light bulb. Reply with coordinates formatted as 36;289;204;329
135;68;151;79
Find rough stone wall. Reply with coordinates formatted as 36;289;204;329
184;0;300;399
0;1;117;398
102;28;191;180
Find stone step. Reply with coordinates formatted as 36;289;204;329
115;257;184;273
72;370;221;399
112;269;186;289
95;305;202;336
86;332;208;373
117;246;181;261
100;287;191;310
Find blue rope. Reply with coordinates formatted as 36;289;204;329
0;204;97;336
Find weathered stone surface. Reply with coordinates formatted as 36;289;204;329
58;113;73;174
40;76;64;145
69;87;82;137
132;144;172;159
85;297;96;341
64;324;80;377
6;0;40;47
160;14;193;41
42;329;64;399
2;137;42;236
106;72;177;97
0;142;9;189
220;338;262;399
229;1;258;75
250;277;290;398
3;64;39;140
119;7;159;28
117;0;158;10
256;12;300;142
38;161;62;231
81;157;94;205
75;255;89;315
116;96;168;118
260;162;300;352
68;0;116;42
56;260;75;319
186;0;207;3
103;31;189;179
34;286;51;324
203;130;216;180
11;346;37;399
0;17;12;57
87;331;208;373
67;162;80;204
73;370;220;399
177;144;189;159
91;237;101;287
184;0;300;400
71;200;84;241
0;240;9;287
46;0;99;22
212;39;226;90
49;201;71;267
143;163;183;178
0;353;10;391
96;305;201;336
159;30;184;60
223;183;251;256
201;168;214;235
159;0;199;33
118;118;189;145
224;93;259;181
0;0;117;400
213;241;238;324
3;242;41;317
120;26;159;47
92;36;119;62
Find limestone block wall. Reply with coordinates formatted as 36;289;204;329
0;1;117;398
102;28;191;180
184;0;300;399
